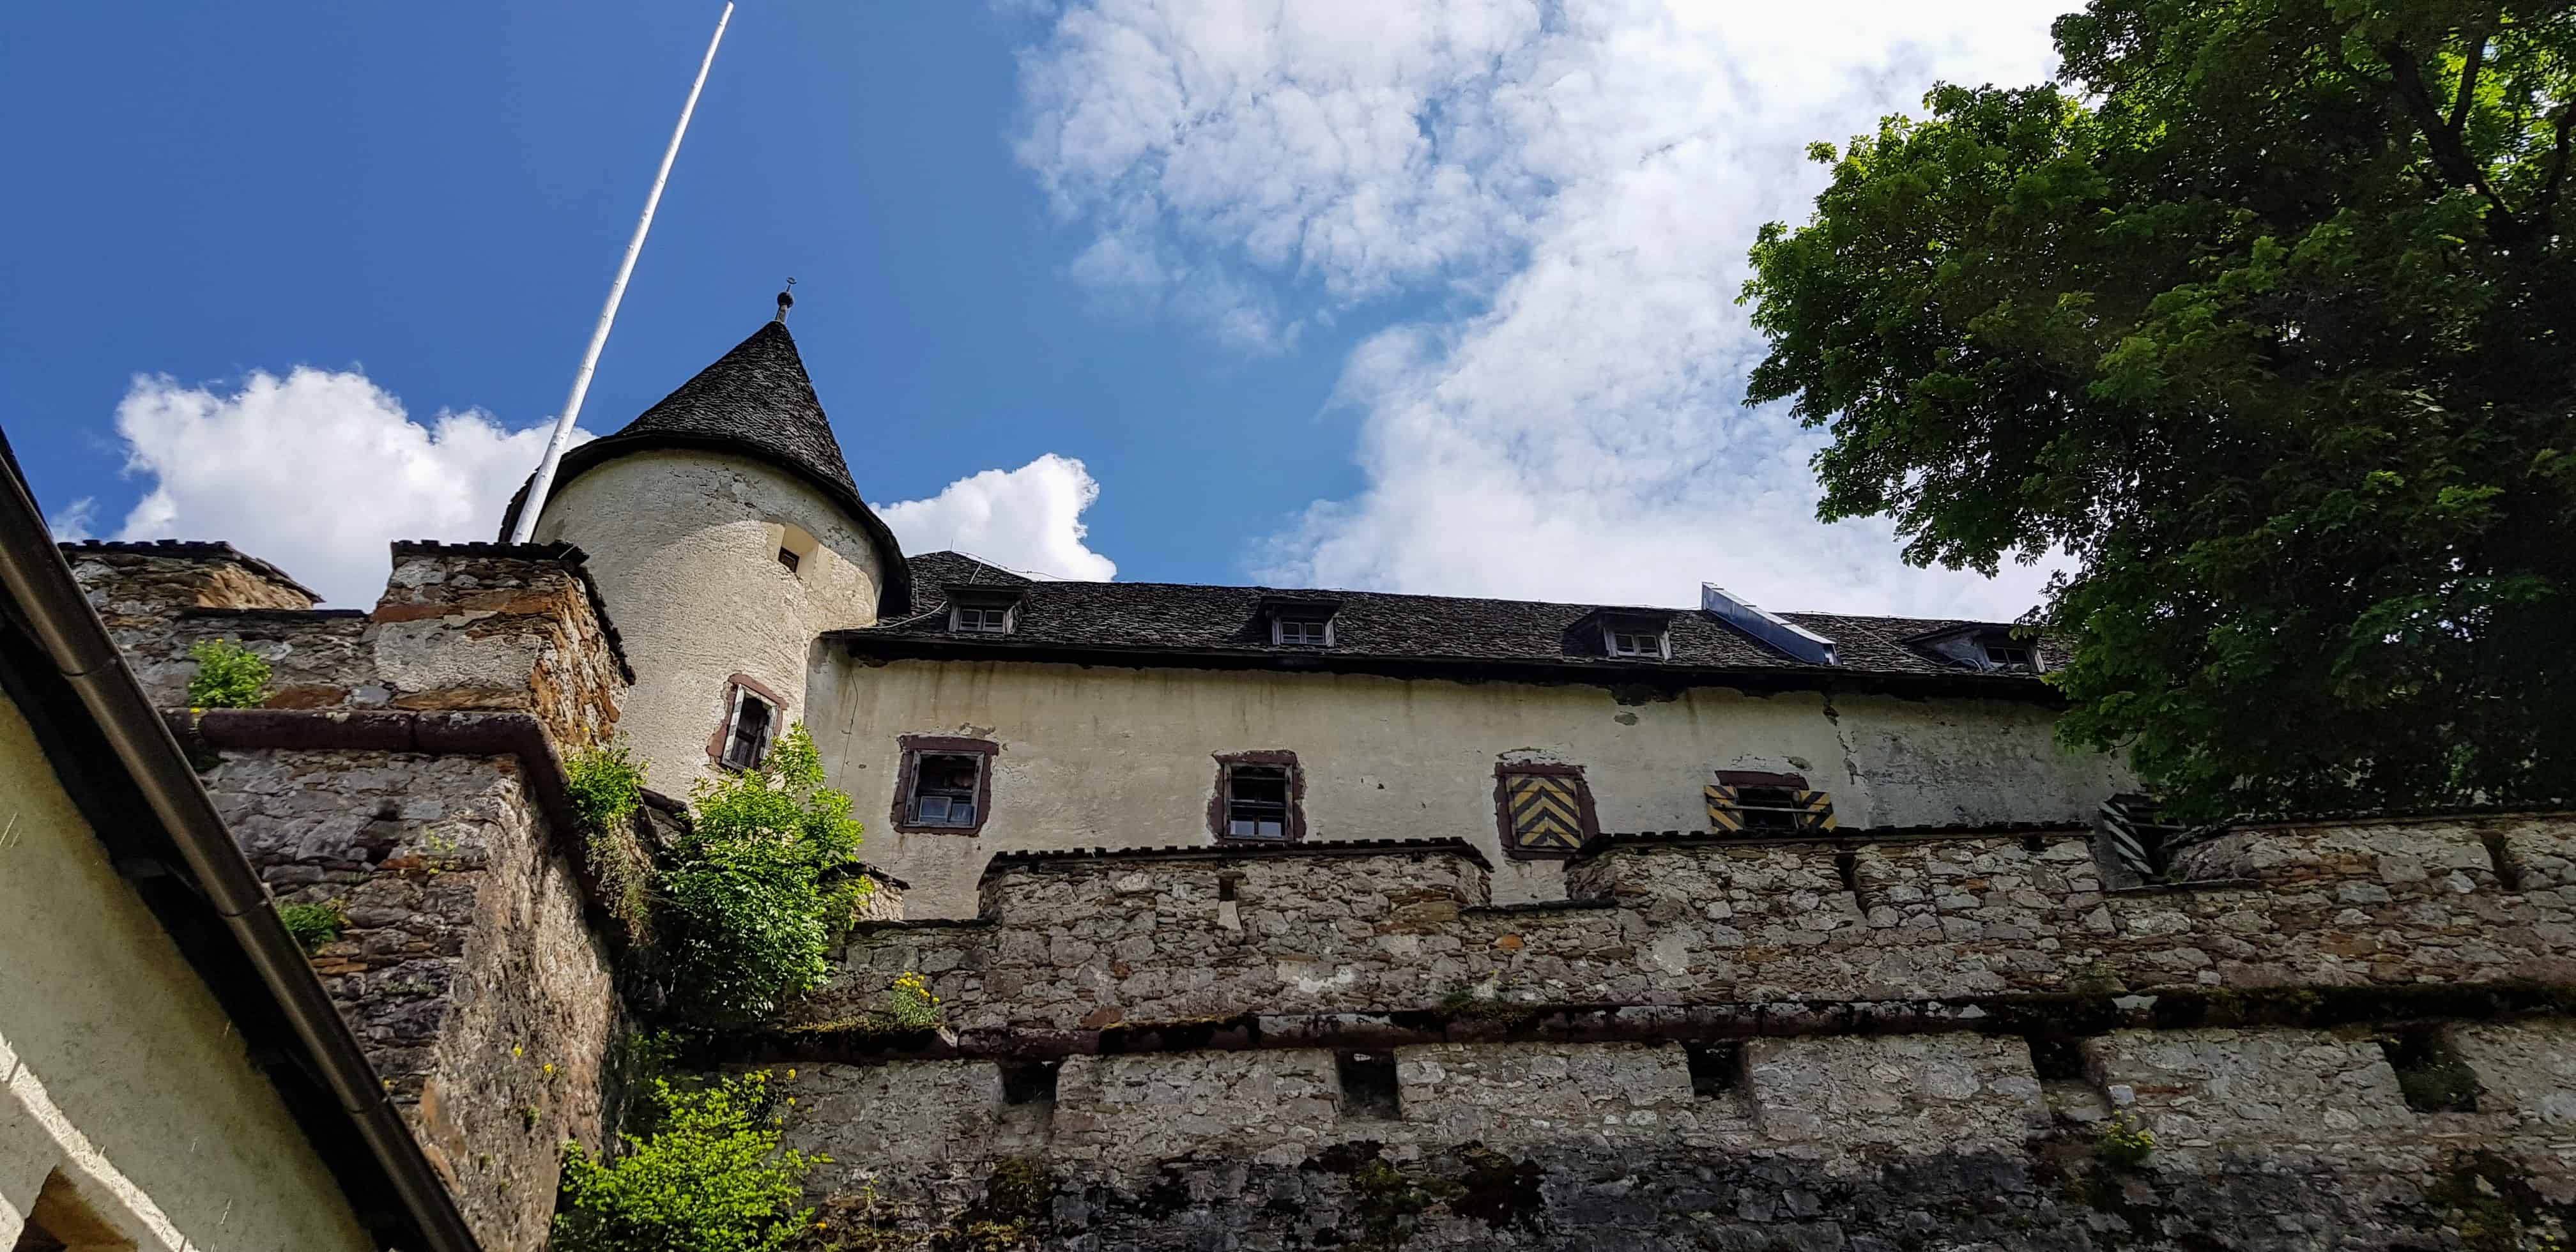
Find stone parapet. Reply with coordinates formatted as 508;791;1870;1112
74;539;627;751
813;815;2576;1035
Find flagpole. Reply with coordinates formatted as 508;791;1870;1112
509;2;735;544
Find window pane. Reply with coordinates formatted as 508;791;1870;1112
917;795;952;821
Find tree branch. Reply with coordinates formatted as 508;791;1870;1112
2382;42;2527;241
2537;102;2576;229
2446;27;2485;132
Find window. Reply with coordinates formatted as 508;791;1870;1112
894;736;998;834
1607;629;1663;657
1211;751;1303;842
1227;767;1291;839
1683;1042;1744;1099
776;547;801;573
1983;641;2036;670
1705;770;1836;835
771;520;820;579
714;678;780;770
1494;763;1598;858
952;602;1013;634
1273;616;1332;646
12;1171;130;1252
1337;1051;1401;1120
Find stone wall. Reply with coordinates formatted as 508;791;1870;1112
74;538;627;751
204;747;622;1251
772;1024;2576;1249
811;815;2576;1036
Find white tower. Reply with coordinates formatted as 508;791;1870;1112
500;299;911;792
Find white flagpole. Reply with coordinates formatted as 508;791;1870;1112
509;2;735;544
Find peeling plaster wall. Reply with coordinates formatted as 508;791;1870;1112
534;449;884;791
0;696;375;1252
810;657;2134;915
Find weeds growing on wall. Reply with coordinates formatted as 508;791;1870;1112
553;1072;821;1252
275;899;346;952
884;972;942;1028
186;638;270;708
567;740;653;938
663;724;868;1025
2096;1113;2156;1171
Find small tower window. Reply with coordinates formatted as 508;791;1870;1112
712;677;784;770
893;736;999;834
1211;751;1303;843
770;521;820;580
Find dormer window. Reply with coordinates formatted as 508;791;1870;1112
1274;616;1332;646
944;584;1023;635
1901;623;2048;674
1255;596;1341;649
1607;629;1664;658
1983;641;2036;671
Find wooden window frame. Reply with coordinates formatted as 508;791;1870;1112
705;673;787;771
892;735;999;835
1271;616;1335;646
1492;762;1601;859
1706;768;1837;834
1209;749;1305;844
950;600;1016;634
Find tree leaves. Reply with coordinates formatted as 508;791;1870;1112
1745;0;2576;820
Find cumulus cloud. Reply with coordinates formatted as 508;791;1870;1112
879;454;1119;581
102;368;572;606
1016;0;2071;618
98;369;1123;604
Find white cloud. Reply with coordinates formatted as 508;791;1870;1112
879;454;1120;582
46;496;98;542
1017;0;2072;618
103;368;571;606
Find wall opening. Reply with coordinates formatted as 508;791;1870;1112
2380;1027;2483;1113
1682;1041;1743;1100
772;521;820;580
1337;1051;1400;1121
1001;1060;1059;1108
2480;828;2525;890
1833;851;1878;913
2026;1035;2089;1081
12;1170;134;1252
1217;874;1241;902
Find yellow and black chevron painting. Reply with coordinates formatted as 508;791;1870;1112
1705;782;1837;834
1503;772;1589;852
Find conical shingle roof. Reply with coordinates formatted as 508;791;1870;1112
500;320;911;615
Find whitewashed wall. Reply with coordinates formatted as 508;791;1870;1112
809;657;2133;916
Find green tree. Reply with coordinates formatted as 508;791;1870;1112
664;724;868;1024
1743;0;2576;820
552;1073;819;1252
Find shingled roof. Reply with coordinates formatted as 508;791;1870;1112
498;320;911;615
830;551;2053;697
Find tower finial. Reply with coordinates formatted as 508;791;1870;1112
775;277;796;323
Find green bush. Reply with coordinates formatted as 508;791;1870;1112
567;741;652;936
276;899;346;952
553;1073;820;1252
187;639;270;708
664;725;868;1024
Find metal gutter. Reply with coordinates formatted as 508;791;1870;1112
0;441;482;1252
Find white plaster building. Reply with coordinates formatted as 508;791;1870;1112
514;311;2131;917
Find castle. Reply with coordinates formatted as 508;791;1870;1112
3;310;2571;1250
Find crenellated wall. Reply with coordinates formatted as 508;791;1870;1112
808;814;2576;1037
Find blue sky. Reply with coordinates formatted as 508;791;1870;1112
3;0;2071;614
